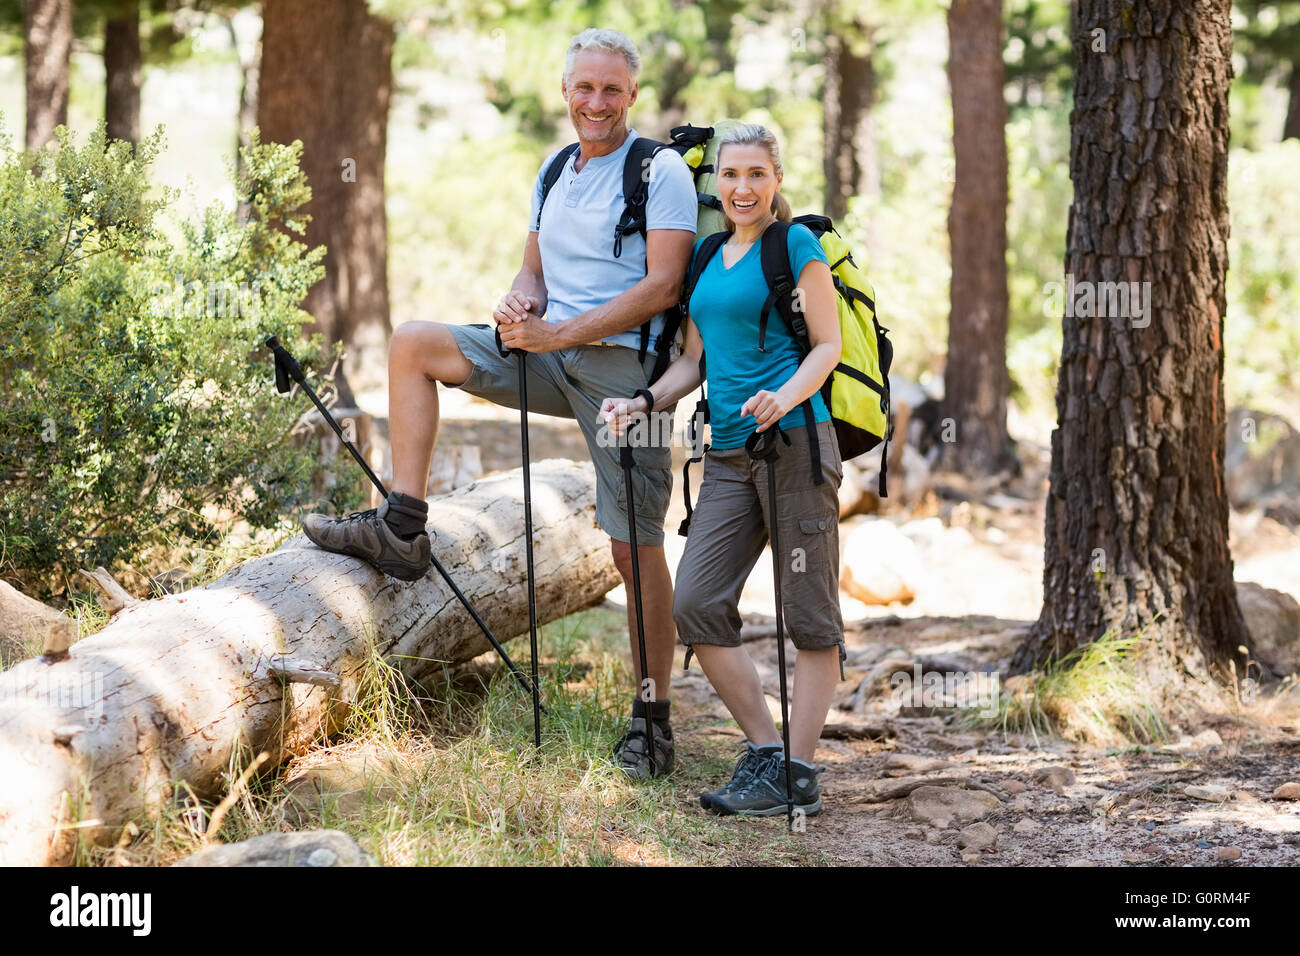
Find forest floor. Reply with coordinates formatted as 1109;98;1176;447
270;386;1300;867
84;393;1300;867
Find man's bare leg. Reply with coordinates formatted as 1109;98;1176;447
611;541;675;701
387;321;474;498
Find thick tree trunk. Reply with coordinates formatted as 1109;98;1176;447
942;0;1013;477
104;0;142;147
257;0;394;404
24;0;72;152
1284;64;1300;141
1010;1;1254;708
823;17;877;221
0;460;618;866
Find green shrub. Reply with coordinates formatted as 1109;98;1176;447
0;122;355;600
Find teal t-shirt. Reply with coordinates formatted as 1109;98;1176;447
687;224;831;450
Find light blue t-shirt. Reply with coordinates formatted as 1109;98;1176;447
687;224;831;449
529;128;699;350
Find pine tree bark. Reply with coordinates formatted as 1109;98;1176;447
823;17;877;221
104;0;142;147
942;0;1013;476
257;0;394;404
1010;1;1255;706
24;0;72;152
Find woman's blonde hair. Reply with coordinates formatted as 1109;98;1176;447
717;124;793;231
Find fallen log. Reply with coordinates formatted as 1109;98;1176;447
0;459;619;866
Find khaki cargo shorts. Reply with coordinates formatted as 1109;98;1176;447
673;419;844;652
447;323;673;547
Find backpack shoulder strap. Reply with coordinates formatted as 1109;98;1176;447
614;136;664;258
683;232;728;313
757;220;802;353
535;143;581;231
759;220;824;485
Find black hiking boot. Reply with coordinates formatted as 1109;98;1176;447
706;752;825;817
699;742;784;811
301;496;432;582
613;716;675;781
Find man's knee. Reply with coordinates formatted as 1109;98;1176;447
390;320;470;385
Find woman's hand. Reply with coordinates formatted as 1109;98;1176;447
740;387;795;433
599;394;649;436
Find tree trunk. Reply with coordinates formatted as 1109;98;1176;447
257;0;394;404
942;0;1013;477
1010;1;1254;708
24;0;72;152
823;17;877;221
0;460;618;866
1284;64;1300;141
104;0;142;147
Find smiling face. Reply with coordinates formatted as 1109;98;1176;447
561;50;637;145
717;142;782;230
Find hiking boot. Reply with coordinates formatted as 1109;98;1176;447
699;742;783;811
613;716;675;781
706;752;825;817
301;499;432;582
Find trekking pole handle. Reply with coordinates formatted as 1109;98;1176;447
266;335;306;392
745;425;790;462
494;327;516;358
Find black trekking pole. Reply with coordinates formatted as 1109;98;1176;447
617;425;657;776
264;335;543;710
494;330;543;749
746;425;795;830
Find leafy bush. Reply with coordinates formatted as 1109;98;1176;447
0;122;355;600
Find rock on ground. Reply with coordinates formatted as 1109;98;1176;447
172;830;377;867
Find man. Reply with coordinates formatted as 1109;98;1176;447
301;28;698;779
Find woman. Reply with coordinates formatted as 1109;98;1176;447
601;124;844;816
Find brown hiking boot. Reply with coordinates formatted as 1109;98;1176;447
301;500;431;581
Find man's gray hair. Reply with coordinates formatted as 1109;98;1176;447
563;28;641;86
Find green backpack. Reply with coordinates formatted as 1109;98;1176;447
677;213;893;535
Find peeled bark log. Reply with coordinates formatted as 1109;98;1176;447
0;460;618;866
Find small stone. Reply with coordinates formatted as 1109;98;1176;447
1233;791;1257;803
1068;859;1099;867
1145;822;1157;831
903;828;926;841
1012;818;1039;834
1196;840;1214;849
958;822;997;850
907;786;1002;826
884;753;951;773
1129;799;1145;810
1271;782;1300;800
1216;846;1242;861
1185;784;1231;803
1003;780;1027;795
1031;766;1075;794
1122;852;1143;864
961;852;981;864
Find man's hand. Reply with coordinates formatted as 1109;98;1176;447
494;291;538;326
497;313;565;353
